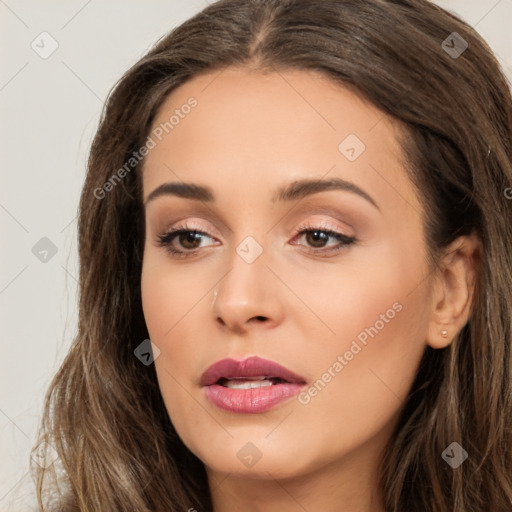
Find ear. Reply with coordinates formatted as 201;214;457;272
426;231;481;349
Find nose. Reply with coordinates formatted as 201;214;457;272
210;248;285;336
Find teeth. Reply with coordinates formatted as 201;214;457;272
223;379;275;390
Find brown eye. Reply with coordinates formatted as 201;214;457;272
292;226;357;256
305;230;330;248
157;227;217;257
178;231;203;250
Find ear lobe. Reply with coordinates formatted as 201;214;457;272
426;231;481;349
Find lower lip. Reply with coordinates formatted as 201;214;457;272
204;382;305;413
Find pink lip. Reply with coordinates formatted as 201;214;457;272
200;356;307;414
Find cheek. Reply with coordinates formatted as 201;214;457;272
283;238;429;361
141;249;213;340
140;252;217;423
140;256;206;386
291;245;430;442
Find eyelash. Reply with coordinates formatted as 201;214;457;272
156;222;357;259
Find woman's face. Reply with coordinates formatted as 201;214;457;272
141;67;434;482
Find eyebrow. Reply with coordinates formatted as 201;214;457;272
144;177;379;210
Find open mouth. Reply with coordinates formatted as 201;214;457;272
200;356;306;388
216;376;288;389
201;357;306;413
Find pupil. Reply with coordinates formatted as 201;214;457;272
307;231;327;248
181;232;200;249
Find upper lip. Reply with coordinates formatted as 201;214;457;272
200;356;307;386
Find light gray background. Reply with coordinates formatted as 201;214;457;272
1;1;511;510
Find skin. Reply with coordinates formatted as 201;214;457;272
140;66;480;511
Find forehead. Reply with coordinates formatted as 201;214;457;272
141;66;420;216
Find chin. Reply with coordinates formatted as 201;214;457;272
188;434;319;481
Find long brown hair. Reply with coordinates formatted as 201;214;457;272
33;0;512;510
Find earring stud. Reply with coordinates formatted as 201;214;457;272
441;329;448;338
